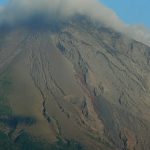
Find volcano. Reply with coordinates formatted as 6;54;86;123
0;16;150;150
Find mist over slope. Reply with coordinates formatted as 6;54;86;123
0;0;150;46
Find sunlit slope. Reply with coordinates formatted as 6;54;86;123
0;17;150;150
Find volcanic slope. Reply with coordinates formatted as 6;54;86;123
0;17;150;150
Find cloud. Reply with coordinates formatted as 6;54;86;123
0;0;150;46
0;0;124;28
126;25;150;46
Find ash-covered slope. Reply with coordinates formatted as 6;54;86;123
0;16;150;150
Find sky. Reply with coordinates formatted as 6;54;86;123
0;0;8;5
100;0;150;28
0;0;150;46
0;0;149;28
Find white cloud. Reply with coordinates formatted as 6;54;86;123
0;0;150;46
126;25;150;46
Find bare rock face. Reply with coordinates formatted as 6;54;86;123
0;16;150;150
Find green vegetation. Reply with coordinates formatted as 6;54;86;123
0;131;19;150
0;72;12;115
0;70;85;150
87;132;114;149
51;138;84;150
0;131;85;150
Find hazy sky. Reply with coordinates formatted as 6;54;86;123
100;0;150;28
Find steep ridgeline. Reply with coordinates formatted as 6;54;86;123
0;16;150;150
